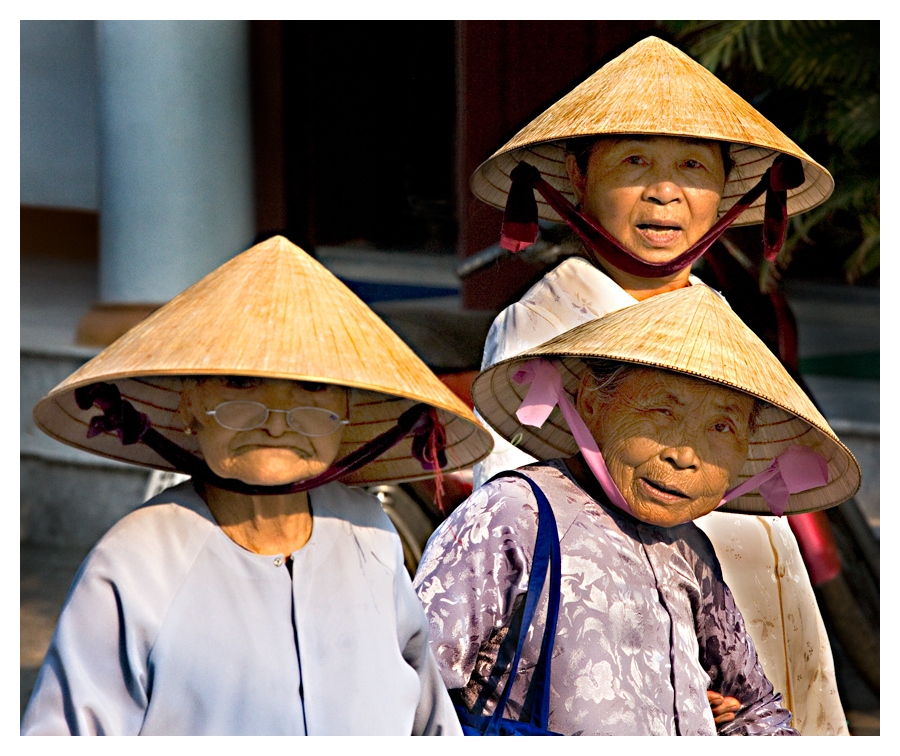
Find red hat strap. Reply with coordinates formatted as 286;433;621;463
74;382;447;496
499;154;804;276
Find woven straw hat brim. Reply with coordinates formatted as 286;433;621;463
33;236;493;485
471;286;859;515
471;36;833;227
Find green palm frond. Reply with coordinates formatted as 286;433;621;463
845;215;880;283
670;20;877;90
828;93;880;149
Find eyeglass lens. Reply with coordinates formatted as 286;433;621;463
211;401;346;436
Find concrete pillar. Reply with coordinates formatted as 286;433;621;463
78;20;255;345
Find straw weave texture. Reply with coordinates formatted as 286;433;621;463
33;236;492;484
471;36;833;226
472;286;859;514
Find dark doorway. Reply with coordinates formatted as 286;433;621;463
276;21;456;254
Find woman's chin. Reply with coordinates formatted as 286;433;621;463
626;241;692;266
215;461;331;488
631;508;686;528
628;497;719;527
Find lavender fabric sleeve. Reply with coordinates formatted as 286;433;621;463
414;460;798;736
678;530;798;735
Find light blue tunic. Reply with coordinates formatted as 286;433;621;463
21;482;461;735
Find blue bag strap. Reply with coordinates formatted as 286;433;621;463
483;470;561;734
527;476;562;728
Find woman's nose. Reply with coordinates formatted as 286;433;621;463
263;408;291;435
662;443;699;469
661;422;700;469
642;167;683;205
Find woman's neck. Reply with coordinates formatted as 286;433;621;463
202;485;313;556
581;249;692;301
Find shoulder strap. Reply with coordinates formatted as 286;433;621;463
483;469;561;732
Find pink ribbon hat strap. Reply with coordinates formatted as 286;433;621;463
719;444;828;517
514;358;634;517
514;359;829;518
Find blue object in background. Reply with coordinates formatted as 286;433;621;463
339;279;458;304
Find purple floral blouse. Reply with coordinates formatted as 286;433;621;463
413;460;799;736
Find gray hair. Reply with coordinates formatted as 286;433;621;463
580;359;638;403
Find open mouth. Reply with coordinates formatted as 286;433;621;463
637;223;680;232
635;223;682;246
641;478;688;499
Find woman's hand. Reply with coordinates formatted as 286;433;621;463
707;690;741;726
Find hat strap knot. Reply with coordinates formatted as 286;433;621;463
75;382;152;445
75;383;447;496
513;359;827;519
409;405;448;510
410;406;448;471
763;154;806;262
718;444;828;516
500;154;805;276
500;163;542;252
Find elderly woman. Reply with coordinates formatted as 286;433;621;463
468;36;848;734
21;235;493;735
414;286;860;736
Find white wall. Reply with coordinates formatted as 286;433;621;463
20;20;99;210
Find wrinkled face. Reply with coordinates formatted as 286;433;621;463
179;377;349;487
567;136;726;264
577;367;754;527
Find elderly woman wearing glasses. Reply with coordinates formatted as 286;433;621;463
21;236;492;736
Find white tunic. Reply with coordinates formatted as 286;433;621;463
473;256;848;736
21;481;462;735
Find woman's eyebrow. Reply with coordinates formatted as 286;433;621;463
640;391;684;406
712;399;750;417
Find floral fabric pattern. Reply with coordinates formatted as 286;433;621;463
414;460;798;736
470;257;847;734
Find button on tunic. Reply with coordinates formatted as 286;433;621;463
22;482;460;735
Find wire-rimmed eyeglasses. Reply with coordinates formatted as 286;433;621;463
205;401;350;437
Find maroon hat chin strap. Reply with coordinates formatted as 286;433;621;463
74;382;447;496
500;154;804;277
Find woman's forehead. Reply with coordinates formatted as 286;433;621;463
598;134;722;155
188;376;346;396
615;367;753;410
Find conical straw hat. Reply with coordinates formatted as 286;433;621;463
33;236;493;485
472;36;833;227
472;285;859;515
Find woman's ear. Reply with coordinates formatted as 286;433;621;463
564;153;587;206
176;380;203;433
575;370;600;422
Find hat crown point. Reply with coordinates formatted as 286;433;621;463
471;34;832;227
